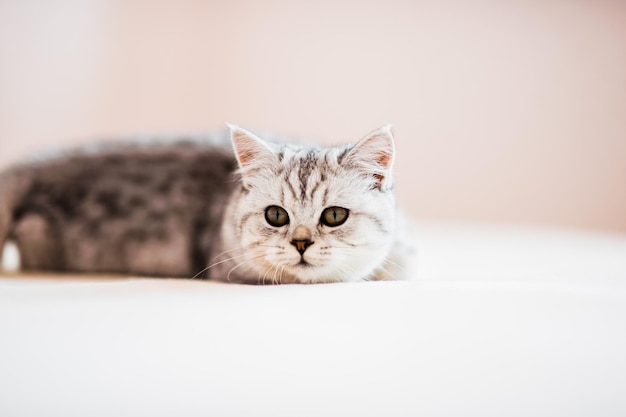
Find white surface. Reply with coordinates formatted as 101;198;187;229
1;223;625;417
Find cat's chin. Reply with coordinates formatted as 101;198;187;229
280;264;353;284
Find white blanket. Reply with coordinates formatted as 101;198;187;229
1;223;625;416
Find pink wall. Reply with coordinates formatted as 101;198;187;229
1;0;625;232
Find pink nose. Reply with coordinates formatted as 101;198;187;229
291;239;313;255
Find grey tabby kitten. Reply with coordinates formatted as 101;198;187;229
0;125;415;284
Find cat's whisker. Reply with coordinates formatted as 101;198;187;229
261;264;274;285
271;266;279;285
256;244;284;250
273;265;283;285
266;265;273;285
191;265;211;280
208;246;244;264
272;265;281;285
271;263;282;285
331;244;356;249
192;252;251;279
266;264;276;285
226;255;265;283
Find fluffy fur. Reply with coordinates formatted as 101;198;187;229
0;126;415;284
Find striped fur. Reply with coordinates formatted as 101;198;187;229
213;125;414;284
0;127;415;283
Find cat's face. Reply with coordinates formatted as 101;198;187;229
220;125;397;284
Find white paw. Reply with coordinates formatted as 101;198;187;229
1;240;21;272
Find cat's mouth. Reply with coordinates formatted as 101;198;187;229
295;258;314;268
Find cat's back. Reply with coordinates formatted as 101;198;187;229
1;135;239;277
11;137;238;208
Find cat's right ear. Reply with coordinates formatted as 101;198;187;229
227;124;277;173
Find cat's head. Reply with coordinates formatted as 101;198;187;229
220;125;397;284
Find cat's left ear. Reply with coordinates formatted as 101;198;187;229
227;124;277;173
343;125;395;191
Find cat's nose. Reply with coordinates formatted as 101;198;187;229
291;225;313;255
291;239;313;255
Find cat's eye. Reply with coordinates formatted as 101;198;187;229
320;207;349;227
265;206;290;227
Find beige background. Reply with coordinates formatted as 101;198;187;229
1;0;624;232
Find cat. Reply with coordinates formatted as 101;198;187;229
0;125;415;284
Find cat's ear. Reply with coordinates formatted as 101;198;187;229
227;124;277;172
343;125;395;191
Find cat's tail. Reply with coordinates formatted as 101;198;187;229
0;167;32;267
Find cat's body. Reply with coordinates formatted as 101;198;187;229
0;126;415;284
